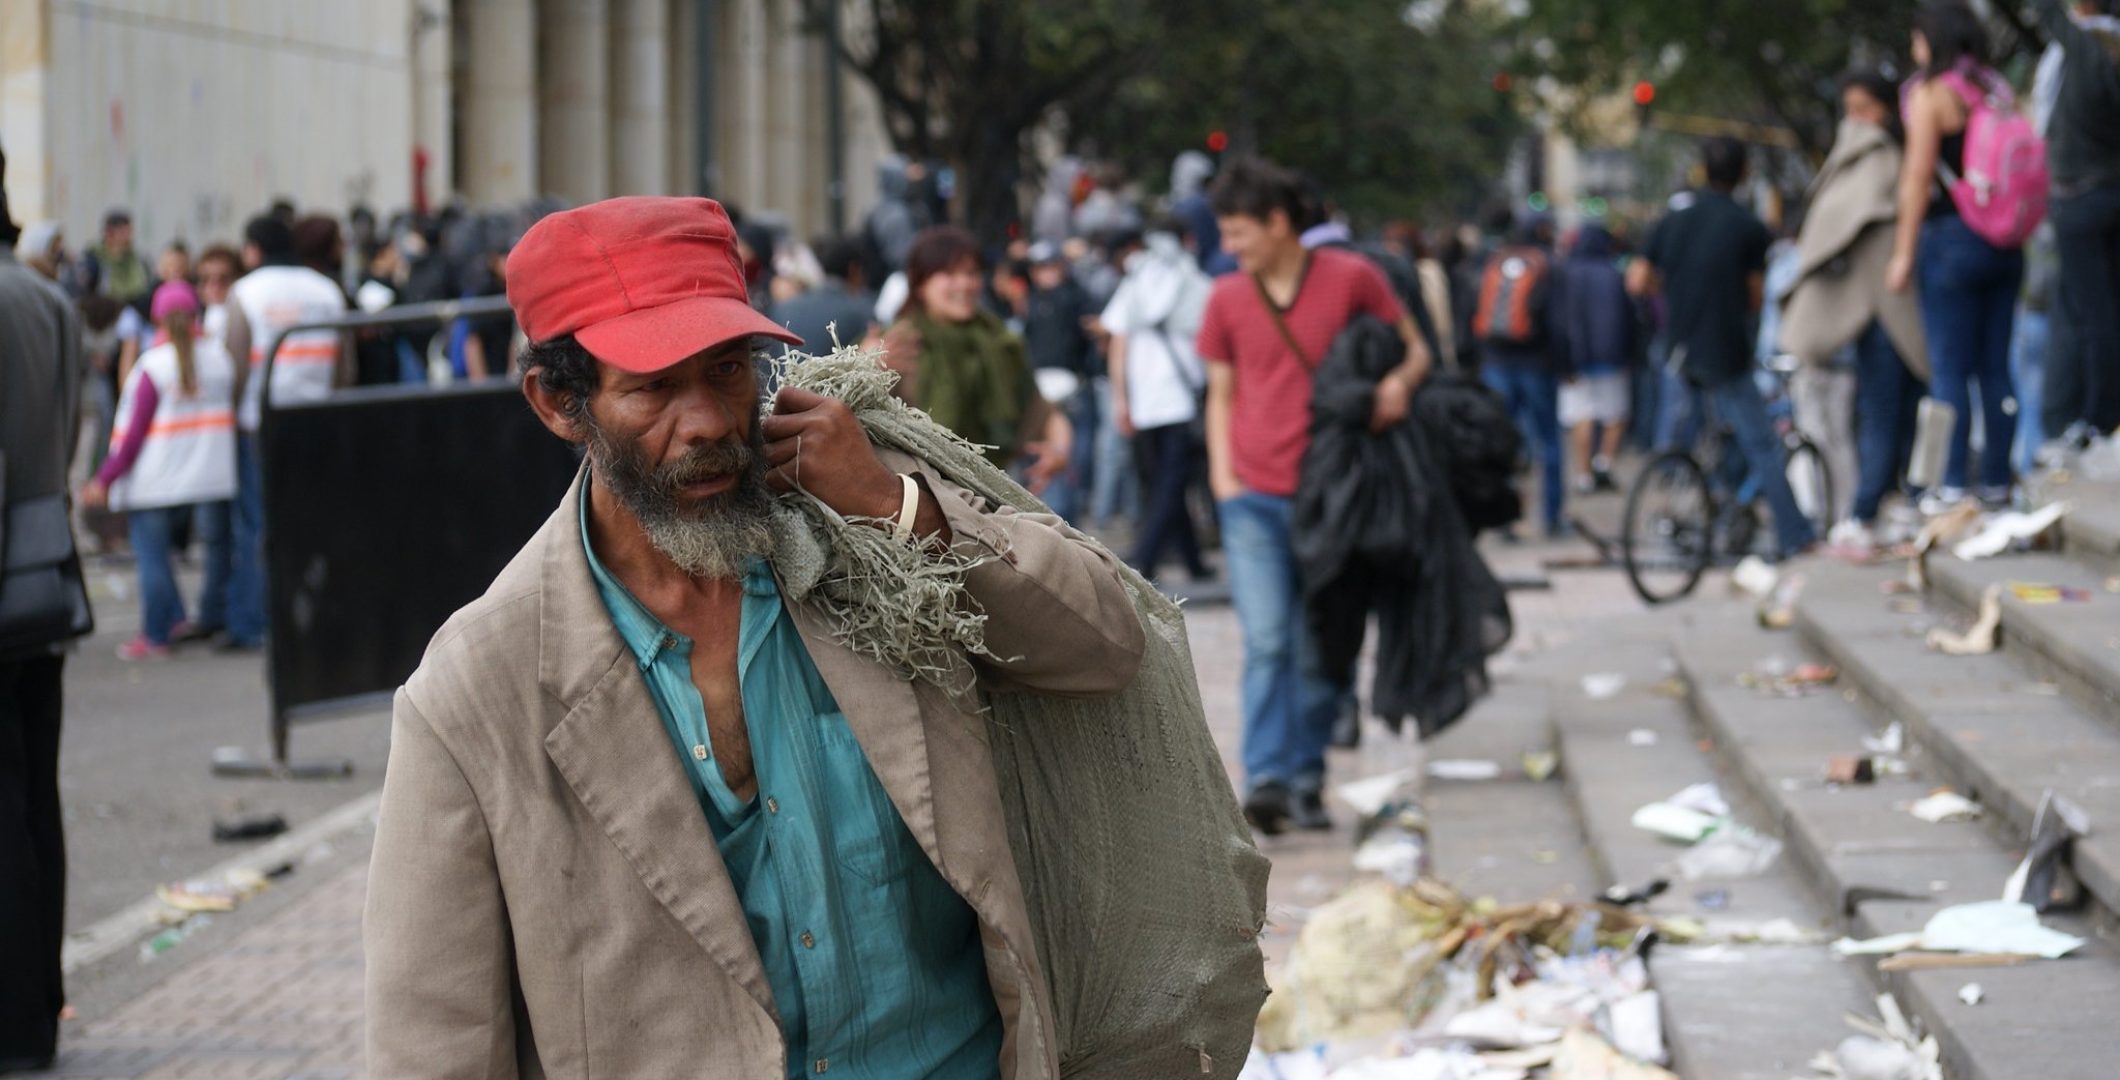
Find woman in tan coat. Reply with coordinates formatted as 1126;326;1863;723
1780;71;1932;546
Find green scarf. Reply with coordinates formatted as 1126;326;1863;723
93;243;150;303
905;310;1033;467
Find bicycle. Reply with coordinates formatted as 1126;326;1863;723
1620;362;1834;605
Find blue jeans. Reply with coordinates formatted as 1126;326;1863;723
1088;378;1137;525
1219;492;1339;793
227;433;267;646
1705;374;1817;555
1480;363;1563;530
1918;216;2024;492
1654;363;1704;454
2009;307;2049;475
128;507;191;645
1853;322;1925;524
192;499;234;632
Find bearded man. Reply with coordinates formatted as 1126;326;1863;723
363;197;1146;1078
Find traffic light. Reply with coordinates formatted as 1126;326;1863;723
1631;80;1656;108
1206;130;1230;154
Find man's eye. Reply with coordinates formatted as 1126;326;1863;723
711;361;744;377
636;378;670;392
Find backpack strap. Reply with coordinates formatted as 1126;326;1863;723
1251;272;1312;369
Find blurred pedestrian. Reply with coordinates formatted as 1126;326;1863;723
1023;241;1098;520
861;154;923;284
1782;71;1931;545
1197;158;1426;834
79;208;151;309
1474;219;1568;536
78;282;239;659
1631;138;1817;557
1103;222;1214;583
882;227;1070;487
0;144;88;1073
15;222;65;285
1889;1;2026;509
1557;223;1635;495
223;214;350;649
2035;0;2120;454
770;235;876;356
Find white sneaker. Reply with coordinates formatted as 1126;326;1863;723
1918;486;1968;517
1827;519;1874;549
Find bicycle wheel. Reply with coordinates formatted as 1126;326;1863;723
1783;435;1834;539
1623;451;1715;605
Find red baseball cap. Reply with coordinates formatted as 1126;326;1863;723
505;196;800;373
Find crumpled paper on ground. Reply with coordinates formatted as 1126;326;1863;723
1831;900;2084;959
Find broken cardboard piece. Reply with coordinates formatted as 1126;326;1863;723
1926;583;2004;655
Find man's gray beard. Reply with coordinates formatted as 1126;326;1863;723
584;413;777;581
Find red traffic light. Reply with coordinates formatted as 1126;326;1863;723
1632;80;1656;107
1206;130;1230;153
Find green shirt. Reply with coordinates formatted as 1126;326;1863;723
580;486;1002;1078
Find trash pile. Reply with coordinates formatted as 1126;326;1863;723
1246;878;1680;1080
140;866;277;962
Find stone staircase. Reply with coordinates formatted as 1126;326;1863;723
1507;480;2120;1078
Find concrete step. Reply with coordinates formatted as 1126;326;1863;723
1793;559;2120;927
2053;479;2120;576
1537;629;1875;1080
1926;550;2120;722
1672;608;2120;1080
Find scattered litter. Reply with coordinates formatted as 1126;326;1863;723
1862;723;1905;756
1876;952;2030;973
1677;827;1784;880
1582;673;1626;701
1805;993;1943;1080
1951;502;2069;561
1427;760;1504;782
1908;789;1982;824
1625;729;1658;747
1832;900;2084;960
1731;555;1780;600
2007;581;2092;604
1549;1028;1677;1080
2003;790;2090;913
211;813;288;843
1665;782;1729;817
1736;660;1838;697
1520;750;1559;783
1825;756;1876;785
1631;802;1719;843
1352;800;1434;886
1337;770;1422;817
1600;879;1668;907
137;914;214;963
1693;887;1731;911
1925;583;2003;655
1646;677;1686;699
1956;983;1984;1006
1530;849;1561;865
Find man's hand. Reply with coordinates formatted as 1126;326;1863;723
1369;370;1416;432
763;386;901;521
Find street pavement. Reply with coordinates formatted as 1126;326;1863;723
29;485;1649;1078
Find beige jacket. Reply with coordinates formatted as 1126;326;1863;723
364;452;1148;1079
1779;120;1930;379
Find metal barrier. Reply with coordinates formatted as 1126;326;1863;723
213;298;580;778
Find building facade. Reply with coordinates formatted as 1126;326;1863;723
2;0;888;252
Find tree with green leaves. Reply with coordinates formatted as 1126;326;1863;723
802;0;1524;240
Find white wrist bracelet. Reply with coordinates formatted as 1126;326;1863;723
893;474;921;540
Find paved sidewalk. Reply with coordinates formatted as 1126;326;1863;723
33;525;1642;1078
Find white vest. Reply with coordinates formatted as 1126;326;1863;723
109;337;240;512
230;265;348;431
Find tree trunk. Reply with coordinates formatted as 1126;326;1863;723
955;114;1026;246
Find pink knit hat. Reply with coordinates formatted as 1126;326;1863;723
149;280;200;323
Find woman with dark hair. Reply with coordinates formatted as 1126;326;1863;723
882;226;1070;485
1887;0;2025;510
1782;71;1932;546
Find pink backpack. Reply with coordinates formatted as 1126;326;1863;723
1932;66;2049;248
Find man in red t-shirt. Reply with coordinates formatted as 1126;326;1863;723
1195;159;1429;834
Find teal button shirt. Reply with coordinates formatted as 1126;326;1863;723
581;491;1003;1079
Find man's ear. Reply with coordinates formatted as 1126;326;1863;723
521;368;588;444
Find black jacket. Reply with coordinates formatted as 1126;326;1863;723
1293;316;1513;737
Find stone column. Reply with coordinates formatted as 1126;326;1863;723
609;0;669;195
0;0;54;224
538;0;611;203
460;0;538;204
410;0;454;211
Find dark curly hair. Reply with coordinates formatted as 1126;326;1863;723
518;334;599;423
